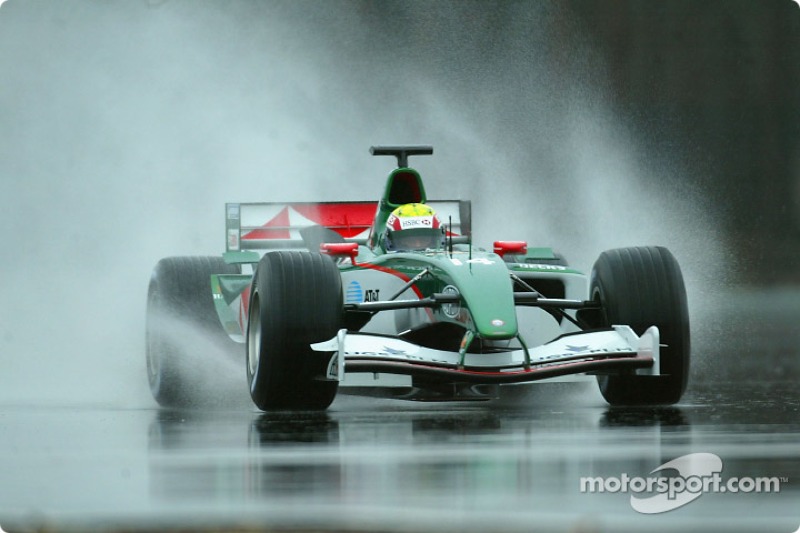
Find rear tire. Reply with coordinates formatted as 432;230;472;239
146;256;239;408
247;251;343;411
591;246;690;406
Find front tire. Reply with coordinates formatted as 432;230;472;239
246;251;343;411
591;246;690;406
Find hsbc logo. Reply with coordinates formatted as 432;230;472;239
399;217;433;229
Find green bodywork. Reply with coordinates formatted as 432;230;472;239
211;273;251;338
344;248;519;340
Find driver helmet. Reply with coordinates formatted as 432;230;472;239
383;203;446;252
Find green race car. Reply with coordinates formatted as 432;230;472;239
146;146;690;411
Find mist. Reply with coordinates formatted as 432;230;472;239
0;1;731;407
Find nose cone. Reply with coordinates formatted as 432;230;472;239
469;294;518;340
444;255;518;340
476;314;517;339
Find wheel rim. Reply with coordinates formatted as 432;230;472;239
145;284;161;385
592;286;608;326
146;328;159;383
247;293;262;378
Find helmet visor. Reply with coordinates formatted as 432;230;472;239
388;228;443;251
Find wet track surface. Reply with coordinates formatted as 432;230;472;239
1;381;798;533
2;287;799;533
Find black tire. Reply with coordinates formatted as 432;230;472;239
246;251;343;411
591;246;690;406
146;256;239;408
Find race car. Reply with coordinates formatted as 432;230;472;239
146;145;690;410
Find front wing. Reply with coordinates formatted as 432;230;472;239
311;326;660;386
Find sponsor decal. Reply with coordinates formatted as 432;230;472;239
580;452;787;514
441;285;461;318
565;345;590;353
532;346;633;363
364;289;380;302
382;346;408;355
227;229;240;251
399;216;433;229
517;263;568;271
346;280;364;304
346;350;453;365
563;347;626;358
243;203;375;241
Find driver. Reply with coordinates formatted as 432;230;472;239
383;203;446;252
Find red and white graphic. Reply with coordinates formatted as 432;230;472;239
242;202;377;242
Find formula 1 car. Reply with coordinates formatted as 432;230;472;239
146;146;690;410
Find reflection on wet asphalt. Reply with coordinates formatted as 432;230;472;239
0;382;798;533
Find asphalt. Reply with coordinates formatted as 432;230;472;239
1;287;798;533
0;380;797;533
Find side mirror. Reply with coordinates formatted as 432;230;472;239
320;242;359;264
493;240;527;258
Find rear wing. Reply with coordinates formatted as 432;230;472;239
225;200;471;254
